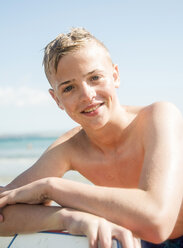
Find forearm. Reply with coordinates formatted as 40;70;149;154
0;204;65;236
4;168;39;191
5;164;48;190
0;177;177;242
49;178;150;225
0;203;121;245
47;178;176;242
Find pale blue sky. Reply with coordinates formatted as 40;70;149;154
0;0;183;135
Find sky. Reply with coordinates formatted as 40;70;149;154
0;0;183;136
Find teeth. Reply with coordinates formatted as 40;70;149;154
83;104;100;113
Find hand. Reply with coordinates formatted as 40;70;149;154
63;208;141;248
85;218;141;248
0;179;49;208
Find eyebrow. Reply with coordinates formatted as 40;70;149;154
57;79;73;89
57;69;101;89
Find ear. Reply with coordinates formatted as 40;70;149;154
49;89;64;110
113;64;120;88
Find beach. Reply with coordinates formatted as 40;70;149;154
0;134;90;187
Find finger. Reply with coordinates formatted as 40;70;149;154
98;220;112;248
0;190;17;208
0;191;7;198
0;196;9;208
86;224;99;248
134;237;142;248
114;229;135;248
88;232;98;248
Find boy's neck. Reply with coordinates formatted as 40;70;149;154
83;106;135;153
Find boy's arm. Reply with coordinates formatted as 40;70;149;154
0;204;140;248
5;145;68;190
0;204;65;236
4;127;81;190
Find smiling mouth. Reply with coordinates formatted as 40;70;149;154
81;103;104;113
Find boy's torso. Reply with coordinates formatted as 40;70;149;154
70;113;144;188
54;104;183;239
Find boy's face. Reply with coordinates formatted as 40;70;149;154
49;42;120;130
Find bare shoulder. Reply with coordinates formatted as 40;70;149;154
28;126;84;178
46;126;83;152
142;101;182;114
124;101;182;130
138;101;183;145
140;101;183;125
128;101;182;118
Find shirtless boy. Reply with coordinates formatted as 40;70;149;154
0;28;183;248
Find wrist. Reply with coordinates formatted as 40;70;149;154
51;207;74;231
46;177;64;204
45;177;54;200
48;207;68;231
38;178;53;202
60;208;83;234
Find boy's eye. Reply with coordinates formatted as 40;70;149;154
63;85;73;93
91;75;100;81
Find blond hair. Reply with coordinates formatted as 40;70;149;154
43;27;110;81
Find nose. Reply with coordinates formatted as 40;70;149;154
79;82;96;102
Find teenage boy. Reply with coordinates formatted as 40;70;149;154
0;28;183;248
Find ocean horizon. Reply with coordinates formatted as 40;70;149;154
0;131;90;186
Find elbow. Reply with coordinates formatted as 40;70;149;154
137;209;174;244
147;218;173;244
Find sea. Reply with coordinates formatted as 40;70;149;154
0;133;90;187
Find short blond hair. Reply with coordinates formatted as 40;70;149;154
43;27;111;82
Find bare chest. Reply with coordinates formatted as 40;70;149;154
72;146;144;188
